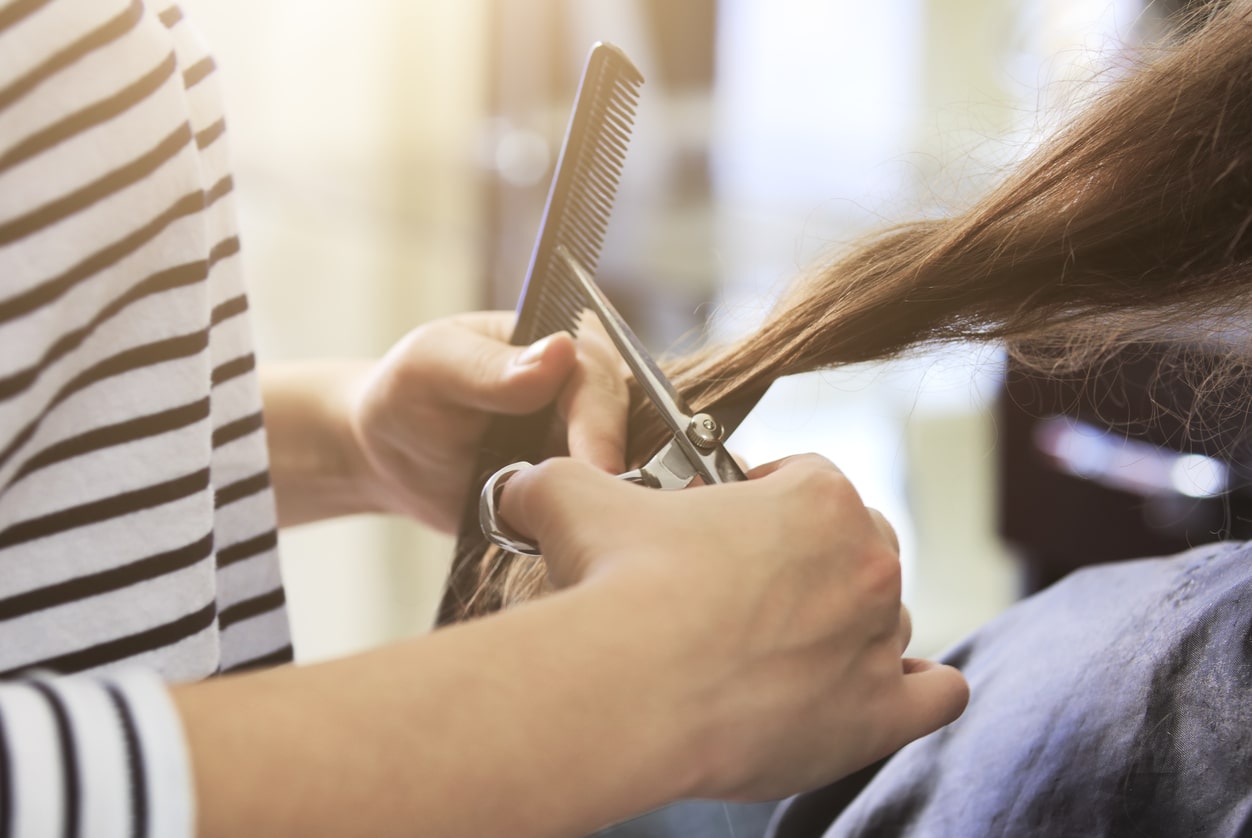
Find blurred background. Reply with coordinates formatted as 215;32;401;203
180;0;1238;663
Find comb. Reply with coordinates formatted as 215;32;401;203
439;42;644;624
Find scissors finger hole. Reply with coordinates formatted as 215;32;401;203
479;462;544;557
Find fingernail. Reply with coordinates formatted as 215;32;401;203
514;336;552;367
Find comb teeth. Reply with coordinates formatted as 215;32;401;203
513;41;644;345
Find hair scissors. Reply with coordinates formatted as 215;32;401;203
479;245;747;557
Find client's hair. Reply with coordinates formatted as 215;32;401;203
443;0;1252;621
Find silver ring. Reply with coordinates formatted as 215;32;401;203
479;462;543;556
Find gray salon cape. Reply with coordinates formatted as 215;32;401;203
598;541;1252;837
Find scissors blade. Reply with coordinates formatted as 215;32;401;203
556;246;694;439
556;246;753;487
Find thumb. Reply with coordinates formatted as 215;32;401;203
423;328;578;415
492;333;580;413
497;458;627;587
888;661;970;748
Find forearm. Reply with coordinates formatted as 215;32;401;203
172;578;698;837
259;361;391;527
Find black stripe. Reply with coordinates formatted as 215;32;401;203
1;601;217;677
214;469;270;509
207;234;241;265
29;682;80;838
0;1;143;113
0;468;210;552
103;684;148;838
222;643;294;674
194;118;226;150
57;331;208;407
216;529;278;568
0;705;11;838
0;235;231;390
0;532;213;621
209;293;248;327
205;174;233;205
0;257;211;403
157;6;182;28
0;122;193;245
8;398;211;489
0;0;54;32
0;53;178;174
210;352;255;388
219;587;286;630
0;190;204;324
212;411;263;449
0;329;209;474
0;260;205;401
181;57;215;90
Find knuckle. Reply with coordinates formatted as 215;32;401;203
404;320;449;356
898;604;915;647
860;542;902;601
865;507;900;553
395;323;453;380
787;456;860;507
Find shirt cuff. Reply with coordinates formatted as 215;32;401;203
0;667;195;838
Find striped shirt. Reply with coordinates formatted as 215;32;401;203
0;0;293;834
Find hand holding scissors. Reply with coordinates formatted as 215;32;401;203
480;246;746;556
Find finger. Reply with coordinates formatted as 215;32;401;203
743;452;845;481
865;508;900;555
887;662;970;748
897;604;913;654
496;458;627;586
416;323;580;415
558;317;629;473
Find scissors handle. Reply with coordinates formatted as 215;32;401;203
478;463;544;557
481;460;668;556
480;438;746;556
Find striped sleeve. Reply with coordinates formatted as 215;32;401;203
0;669;192;838
0;0;293;834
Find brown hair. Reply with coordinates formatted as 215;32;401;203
441;0;1252;622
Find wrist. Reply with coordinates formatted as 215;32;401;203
260;360;391;525
568;566;718;801
584;555;765;801
517;576;710;822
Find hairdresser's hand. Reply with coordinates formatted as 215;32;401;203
497;455;969;800
348;311;628;532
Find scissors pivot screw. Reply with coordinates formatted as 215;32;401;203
686;413;724;451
